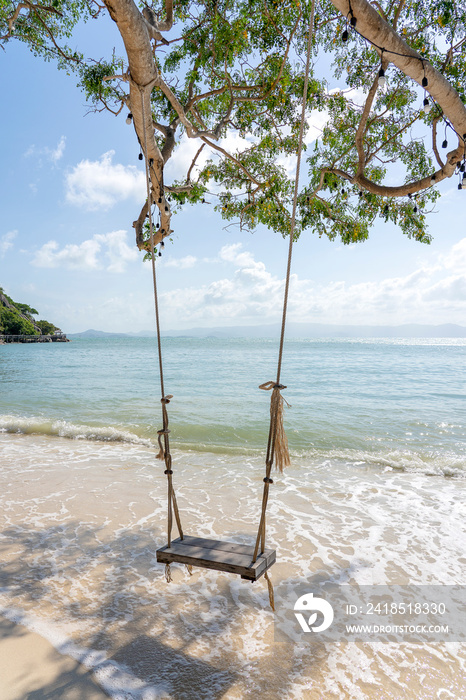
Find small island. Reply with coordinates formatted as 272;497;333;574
0;287;69;343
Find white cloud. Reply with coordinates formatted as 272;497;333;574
65;151;146;210
163;135;210;182
94;231;139;273
0;230;17;258
32;239;101;270
24;136;66;163
157;239;466;328
51;136;66;163
441;238;466;274
31;230;138;272
164;255;198;269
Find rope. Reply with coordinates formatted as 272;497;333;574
264;571;275;611
254;1;316;569
140;87;184;549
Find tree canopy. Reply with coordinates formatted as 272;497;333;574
1;0;466;250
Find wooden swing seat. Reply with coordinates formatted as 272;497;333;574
156;535;276;581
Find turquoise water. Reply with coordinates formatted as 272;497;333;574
1;335;466;699
1;335;465;474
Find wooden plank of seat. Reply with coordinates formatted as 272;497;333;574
156;535;276;581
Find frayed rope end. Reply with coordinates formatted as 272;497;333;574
264;571;275;612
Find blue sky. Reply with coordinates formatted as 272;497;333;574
1;15;465;333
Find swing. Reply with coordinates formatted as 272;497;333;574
138;8;315;605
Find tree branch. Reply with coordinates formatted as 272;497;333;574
329;0;466;181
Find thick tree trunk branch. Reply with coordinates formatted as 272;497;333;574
329;0;466;183
104;0;172;242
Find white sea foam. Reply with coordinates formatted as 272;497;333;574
0;414;152;446
1;433;466;698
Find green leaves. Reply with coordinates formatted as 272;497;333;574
79;61;120;103
2;0;465;247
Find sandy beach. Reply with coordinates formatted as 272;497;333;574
0;431;465;699
0;615;108;699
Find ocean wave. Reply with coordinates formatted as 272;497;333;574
1;414;464;478
296;446;466;478
0;415;152;447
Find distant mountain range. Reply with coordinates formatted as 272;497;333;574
67;323;466;339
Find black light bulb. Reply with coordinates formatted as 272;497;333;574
384;204;389;214
342;29;349;42
442;139;448;149
126;113;133;125
413;205;418;213
378;68;386;88
138;153;143;161
350;15;357;27
422;76;428;88
158;197;162;203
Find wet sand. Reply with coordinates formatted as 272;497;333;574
0;616;109;699
1;433;465;699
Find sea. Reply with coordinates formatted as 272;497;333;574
0;335;465;699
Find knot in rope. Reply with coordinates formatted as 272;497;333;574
259;381;287;392
157;395;173;460
259;381;291;473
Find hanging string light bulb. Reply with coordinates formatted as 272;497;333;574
126;113;133;125
423;97;431;114
378;67;386;88
421;62;428;88
341;22;349;42
348;0;357;27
